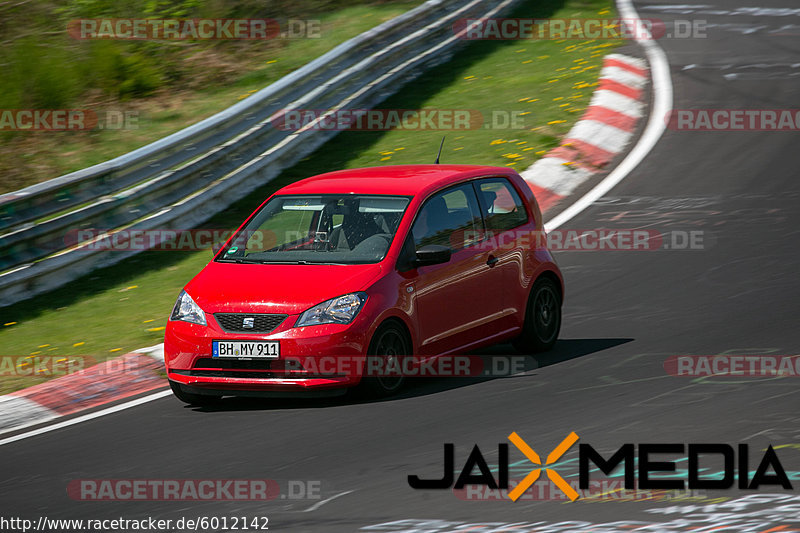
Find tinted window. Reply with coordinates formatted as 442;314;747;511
411;184;483;252
475;178;528;232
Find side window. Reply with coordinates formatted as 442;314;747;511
476;178;528;233
411;184;483;252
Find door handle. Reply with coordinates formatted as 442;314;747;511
486;255;498;267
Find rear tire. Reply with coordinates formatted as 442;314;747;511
358;322;410;397
169;381;222;406
514;277;561;353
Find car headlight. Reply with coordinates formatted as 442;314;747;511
295;292;367;327
170;290;207;326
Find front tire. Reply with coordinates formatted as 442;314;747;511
358;322;410;397
169;381;222;406
514;277;561;353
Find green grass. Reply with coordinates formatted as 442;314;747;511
0;0;621;394
0;1;423;193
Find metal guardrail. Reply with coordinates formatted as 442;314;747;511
0;0;520;307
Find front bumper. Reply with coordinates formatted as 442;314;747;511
165;312;371;393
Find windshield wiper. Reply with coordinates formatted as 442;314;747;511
218;256;351;265
215;257;265;264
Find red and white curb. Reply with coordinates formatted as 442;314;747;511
522;53;649;214
0;345;166;435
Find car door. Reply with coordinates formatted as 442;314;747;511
407;182;507;355
474;177;533;323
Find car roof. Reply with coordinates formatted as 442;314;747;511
276;164;519;197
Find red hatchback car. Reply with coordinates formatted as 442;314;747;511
165;164;563;404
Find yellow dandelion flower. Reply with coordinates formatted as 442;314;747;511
73;342;85;347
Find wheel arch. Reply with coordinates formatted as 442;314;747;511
536;269;564;303
369;315;414;353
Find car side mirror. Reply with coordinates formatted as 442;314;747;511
415;244;451;266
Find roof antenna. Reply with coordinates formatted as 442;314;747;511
434;136;446;164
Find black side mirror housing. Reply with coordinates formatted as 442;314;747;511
415;244;451;266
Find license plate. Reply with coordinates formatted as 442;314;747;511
212;340;279;359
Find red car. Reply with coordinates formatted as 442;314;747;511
165;164;563;405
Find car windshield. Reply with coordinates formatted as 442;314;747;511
216;194;411;264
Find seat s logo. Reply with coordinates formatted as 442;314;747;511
242;317;255;329
408;432;793;502
408;432;580;501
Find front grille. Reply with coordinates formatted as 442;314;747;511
213;313;286;333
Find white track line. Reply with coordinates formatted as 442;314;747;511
0;390;172;446
546;0;673;230
301;490;355;512
0;0;673;447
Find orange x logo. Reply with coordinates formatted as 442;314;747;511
507;431;580;502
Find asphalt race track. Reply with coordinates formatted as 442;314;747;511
2;0;800;531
